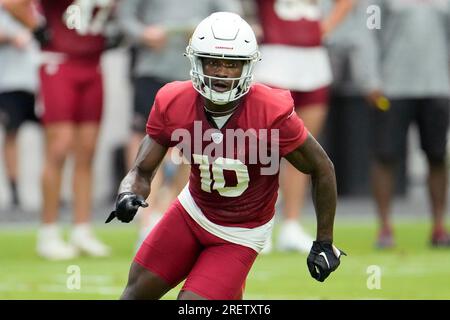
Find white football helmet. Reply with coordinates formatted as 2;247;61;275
185;12;260;105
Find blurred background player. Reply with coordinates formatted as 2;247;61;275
0;6;39;209
319;0;382;197
117;0;243;246
366;0;450;248
3;0;115;260
249;0;353;253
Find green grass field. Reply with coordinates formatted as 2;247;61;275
1;219;449;300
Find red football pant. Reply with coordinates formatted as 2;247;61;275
291;86;329;109
134;200;258;300
39;59;103;125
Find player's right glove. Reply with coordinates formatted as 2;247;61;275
32;23;51;47
105;192;148;223
307;240;347;282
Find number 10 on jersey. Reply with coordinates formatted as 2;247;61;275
193;154;250;198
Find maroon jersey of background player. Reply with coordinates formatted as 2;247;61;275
39;0;106;59
256;0;322;47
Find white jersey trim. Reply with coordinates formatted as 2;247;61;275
254;45;332;91
177;184;274;253
211;113;233;129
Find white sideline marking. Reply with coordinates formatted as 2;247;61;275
0;283;123;296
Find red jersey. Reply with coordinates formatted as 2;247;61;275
256;0;322;47
146;81;308;228
40;0;111;59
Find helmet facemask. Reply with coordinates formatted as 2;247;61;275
186;48;260;105
185;12;260;105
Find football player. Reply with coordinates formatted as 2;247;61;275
0;6;39;209
2;0;113;260
107;12;345;300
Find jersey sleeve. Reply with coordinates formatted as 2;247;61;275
275;107;309;157
145;93;176;147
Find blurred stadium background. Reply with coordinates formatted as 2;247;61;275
1;0;450;300
1;89;448;299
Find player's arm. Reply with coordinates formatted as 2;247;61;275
285;133;346;282
321;0;354;37
106;135;168;223
1;0;38;29
285;133;336;242
119;135;167;197
1;0;51;46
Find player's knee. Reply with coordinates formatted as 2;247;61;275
75;147;97;168
46;131;73;160
121;261;170;300
5;129;18;139
425;151;447;167
120;284;140;300
121;265;146;300
374;152;399;166
47;144;72;167
79;132;99;152
177;290;208;300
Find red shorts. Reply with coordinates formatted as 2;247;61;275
39;59;103;125
291;86;329;109
134;200;258;300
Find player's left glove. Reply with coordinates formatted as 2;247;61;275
307;240;347;282
105;192;148;223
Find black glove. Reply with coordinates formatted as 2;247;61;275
105;192;148;223
307;241;347;282
32;23;51;47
